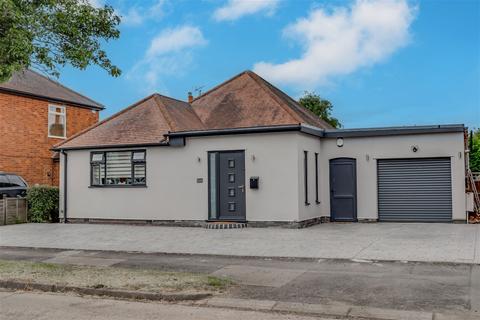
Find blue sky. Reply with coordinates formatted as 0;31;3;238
59;0;479;129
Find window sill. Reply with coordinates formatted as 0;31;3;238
89;185;147;188
48;135;66;139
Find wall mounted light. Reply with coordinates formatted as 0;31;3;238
366;154;370;161
251;154;256;161
411;145;419;153
336;137;344;147
197;156;201;163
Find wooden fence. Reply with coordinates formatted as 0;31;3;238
0;197;27;225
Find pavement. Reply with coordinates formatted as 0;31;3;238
1;222;479;264
0;291;332;320
1;246;479;317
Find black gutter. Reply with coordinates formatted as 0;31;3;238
323;124;465;138
61;150;68;223
0;88;104;111
166;124;325;138
53;142;169;152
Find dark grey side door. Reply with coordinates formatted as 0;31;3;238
329;158;357;221
209;151;246;221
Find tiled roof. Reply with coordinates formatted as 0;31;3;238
55;94;205;150
55;70;332;149
191;71;333;129
0;69;104;110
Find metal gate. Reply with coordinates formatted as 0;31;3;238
377;158;452;222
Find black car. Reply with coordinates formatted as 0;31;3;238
0;173;28;198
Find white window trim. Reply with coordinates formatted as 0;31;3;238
48;104;67;139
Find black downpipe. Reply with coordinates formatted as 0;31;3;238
61;150;68;223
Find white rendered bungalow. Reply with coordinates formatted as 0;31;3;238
55;71;467;227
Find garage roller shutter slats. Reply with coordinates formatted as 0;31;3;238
377;158;452;222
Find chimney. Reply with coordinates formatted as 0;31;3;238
188;92;193;103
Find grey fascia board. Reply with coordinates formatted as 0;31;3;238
323;124;465;138
299;123;325;137
166;124;326;138
167;124;303;137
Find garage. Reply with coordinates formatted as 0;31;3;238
377;158;453;222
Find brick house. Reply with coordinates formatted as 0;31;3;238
0;70;103;186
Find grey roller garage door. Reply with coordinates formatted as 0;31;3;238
377;158;452;222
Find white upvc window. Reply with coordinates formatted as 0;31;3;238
48;105;66;139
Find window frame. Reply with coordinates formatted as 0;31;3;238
90;150;147;188
48;105;67;139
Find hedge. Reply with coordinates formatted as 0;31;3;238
26;186;59;223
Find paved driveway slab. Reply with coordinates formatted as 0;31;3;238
0;223;478;264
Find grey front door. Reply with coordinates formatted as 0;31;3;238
329;158;357;221
208;151;246;221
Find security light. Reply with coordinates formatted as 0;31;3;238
336;137;344;147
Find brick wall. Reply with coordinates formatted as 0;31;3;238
0;92;99;186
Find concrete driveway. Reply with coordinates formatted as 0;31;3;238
0;223;479;264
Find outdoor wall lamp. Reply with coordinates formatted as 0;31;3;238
336;137;344;147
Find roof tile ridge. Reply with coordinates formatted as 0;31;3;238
55;93;158;149
245;71;304;124
190;70;250;103
156;94;206;129
153;94;178;132
247;72;333;129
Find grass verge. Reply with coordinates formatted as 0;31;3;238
0;259;233;294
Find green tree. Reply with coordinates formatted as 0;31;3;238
0;0;121;83
470;129;480;172
298;91;341;128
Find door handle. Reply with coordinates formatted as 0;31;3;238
238;185;245;193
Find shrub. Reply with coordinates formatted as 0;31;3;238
26;186;59;223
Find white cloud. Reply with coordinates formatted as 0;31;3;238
119;0;168;26
121;7;144;26
127;25;207;93
147;26;207;57
213;0;279;21
253;0;416;88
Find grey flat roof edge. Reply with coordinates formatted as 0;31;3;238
324;124;465;138
166;124;317;137
166;123;464;139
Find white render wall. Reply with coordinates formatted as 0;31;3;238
316;132;466;221
60;130;466;223
296;134;322;221
61;132;302;222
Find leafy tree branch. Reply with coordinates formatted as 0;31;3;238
299;91;342;128
0;0;121;83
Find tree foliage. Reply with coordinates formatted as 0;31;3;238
298;91;341;128
0;0;121;83
469;129;480;172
